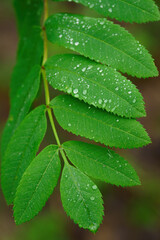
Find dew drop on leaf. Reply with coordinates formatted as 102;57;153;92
73;89;78;94
92;185;97;190
90;196;95;201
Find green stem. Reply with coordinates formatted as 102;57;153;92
42;0;69;163
42;0;60;146
47;108;61;147
60;148;69;165
43;0;48;24
42;69;50;105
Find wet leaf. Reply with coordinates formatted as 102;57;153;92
45;54;145;118
45;13;158;78
60;163;103;232
50;95;151;149
54;0;160;23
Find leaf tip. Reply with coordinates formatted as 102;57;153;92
89;223;100;233
133;176;141;187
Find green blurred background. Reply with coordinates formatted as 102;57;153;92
0;1;160;239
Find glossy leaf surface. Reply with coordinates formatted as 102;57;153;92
14;145;61;224
60;164;103;232
45;13;158;78
53;0;160;23
50;95;151;149
45;54;145;118
63;141;141;186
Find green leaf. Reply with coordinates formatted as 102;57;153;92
14;145;61;225
60;163;103;232
13;0;43;36
12;0;44;100
45;13;158;78
53;0;160;23
10;28;43;101
1;0;44;157
50;95;151;149
1;65;41;158
1;105;47;205
63;141;141;187
45;54;145;118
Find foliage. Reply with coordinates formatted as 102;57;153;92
0;0;159;233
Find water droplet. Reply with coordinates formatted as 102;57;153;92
98;99;102;104
83;89;87;95
92;185;97;190
67;88;72;94
73;89;78;94
90;196;95;201
89;223;98;232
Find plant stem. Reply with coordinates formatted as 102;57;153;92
47;108;61;147
42;0;61;146
43;0;48;23
42;0;68;163
60;148;69;165
42;69;50;105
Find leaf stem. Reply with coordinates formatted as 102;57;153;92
42;0;68;163
42;69;50;105
47;108;61;147
43;0;48;24
42;0;61;146
60;148;69;165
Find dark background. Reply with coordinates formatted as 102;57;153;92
0;1;160;239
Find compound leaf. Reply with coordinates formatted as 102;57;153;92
45;13;158;78
50;95;151;149
1;65;41;158
14;145;61;225
60;163;103;232
63;141;141;187
1;105;47;205
53;0;160;23
45;54;145;118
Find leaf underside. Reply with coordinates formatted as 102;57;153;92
53;0;160;23
1;0;44;158
45;13;158;78
60;164;104;232
63;141;141;187
12;0;43;101
14;145;61;225
1;105;47;205
1;65;41;158
45;54;145;118
13;0;43;36
50;95;151;149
